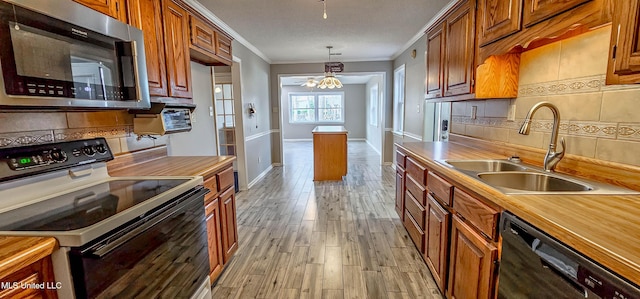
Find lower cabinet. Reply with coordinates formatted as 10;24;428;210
203;165;238;283
0;256;57;299
447;216;498;299
424;194;450;292
395;169;405;220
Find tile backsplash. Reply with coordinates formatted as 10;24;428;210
0;110;166;154
452;25;640;167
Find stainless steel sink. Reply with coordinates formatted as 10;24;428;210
476;172;593;192
436;159;640;195
444;160;528;172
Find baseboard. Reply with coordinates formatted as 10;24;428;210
383;162;393;166
348;138;366;141
365;139;381;155
247;164;274;189
391;163;397;171
283;139;312;142
272;163;283;167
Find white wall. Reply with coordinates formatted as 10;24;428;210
167;62;217;156
365;75;383;154
281;85;366;140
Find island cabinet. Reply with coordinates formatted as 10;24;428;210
396;149;499;298
606;0;640;84
203;165;238;283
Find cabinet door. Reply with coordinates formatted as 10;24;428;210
426;23;445;98
523;0;592;27
127;0;169;97
205;197;224;283
607;0;640;84
444;0;476;97
190;15;217;55
395;169;405;220
162;0;193;99
447;216;497;299
215;33;233;65
220;187;238;262
424;194;450;293
477;0;523;46
73;0;125;20
0;257;57;299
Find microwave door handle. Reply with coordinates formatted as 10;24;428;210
98;65;108;100
130;40;141;102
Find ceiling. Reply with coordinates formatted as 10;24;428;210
195;0;452;64
280;74;379;86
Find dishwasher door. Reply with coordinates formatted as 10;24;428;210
497;212;640;299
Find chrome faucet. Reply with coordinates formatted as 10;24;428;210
518;101;565;172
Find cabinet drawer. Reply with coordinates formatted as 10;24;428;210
453;189;499;240
217;167;234;192
205;196;219;216
403;211;425;252
203;176;218;196
406;157;428;185
405;191;426;230
427;172;453;206
406;175;427;206
396;151;406;170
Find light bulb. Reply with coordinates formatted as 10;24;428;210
323;11;327;19
323;1;327;19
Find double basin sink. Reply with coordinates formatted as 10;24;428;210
438;159;639;194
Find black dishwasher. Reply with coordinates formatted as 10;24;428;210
498;212;640;299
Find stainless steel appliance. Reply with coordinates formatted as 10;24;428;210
0;0;150;110
498;211;640;298
0;138;211;298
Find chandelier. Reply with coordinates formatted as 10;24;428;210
318;46;343;89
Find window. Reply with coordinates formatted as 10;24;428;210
289;92;344;124
393;65;405;133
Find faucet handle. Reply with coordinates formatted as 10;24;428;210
558;137;566;157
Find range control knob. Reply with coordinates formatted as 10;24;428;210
50;149;67;162
95;144;107;154
82;146;96;157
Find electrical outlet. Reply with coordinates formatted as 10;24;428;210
191;113;197;124
209;106;214;117
507;103;516;121
417;104;421;113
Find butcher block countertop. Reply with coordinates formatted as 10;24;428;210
0;237;57;280
397;141;640;287
108;156;236;178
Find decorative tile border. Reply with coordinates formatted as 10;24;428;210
617;123;640;141
54;126;131;141
0;130;55;148
452;117;640;141
518;75;605;97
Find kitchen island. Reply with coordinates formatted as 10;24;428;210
312;126;348;181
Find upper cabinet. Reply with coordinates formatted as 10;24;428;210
606;0;640;84
523;0;592;27
162;0;193;99
425;0;518;101
477;0;523;46
73;0;126;21
188;14;234;66
443;0;476;97
478;0;611;62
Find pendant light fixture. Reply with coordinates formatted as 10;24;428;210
321;0;327;19
318;46;343;89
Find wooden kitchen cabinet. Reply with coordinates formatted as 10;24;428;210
0;256;57;299
188;12;233;66
126;0;170;97
190;15;217;55
426;23;446;98
220;186;238;262
215;33;233;64
444;0;476;97
162;0;193;99
395;169;405;220
476;0;523;46
424;194;450;293
447;216;498;299
606;0;640;84
73;0;125;21
205;196;224;283
523;0;592;27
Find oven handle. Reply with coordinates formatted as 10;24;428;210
86;187;208;258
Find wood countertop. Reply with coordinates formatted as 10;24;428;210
312;126;348;134
0;237;57;280
396;141;640;287
108;156;236;178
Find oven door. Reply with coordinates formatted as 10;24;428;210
68;186;210;298
0;1;149;109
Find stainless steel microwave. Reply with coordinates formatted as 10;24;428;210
0;0;150;110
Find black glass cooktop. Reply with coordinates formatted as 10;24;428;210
0;179;189;231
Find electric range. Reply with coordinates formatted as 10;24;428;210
0;138;212;299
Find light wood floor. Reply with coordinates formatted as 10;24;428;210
212;141;442;298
